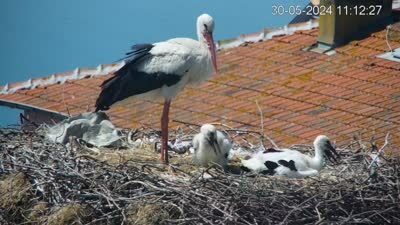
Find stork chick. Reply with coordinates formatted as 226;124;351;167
192;124;232;167
241;135;339;178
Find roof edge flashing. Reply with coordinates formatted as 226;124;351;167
0;99;69;120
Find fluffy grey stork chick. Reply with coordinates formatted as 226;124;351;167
192;124;232;167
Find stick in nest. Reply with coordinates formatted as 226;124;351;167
255;100;279;149
368;133;390;169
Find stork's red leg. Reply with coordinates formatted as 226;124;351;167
161;100;171;164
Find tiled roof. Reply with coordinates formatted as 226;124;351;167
1;22;400;154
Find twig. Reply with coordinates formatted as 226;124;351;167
0;128;399;224
255;100;279;149
368;133;390;169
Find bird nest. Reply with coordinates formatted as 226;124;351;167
0;127;399;225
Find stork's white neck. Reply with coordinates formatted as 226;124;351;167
195;13;217;73
197;26;207;45
310;146;325;171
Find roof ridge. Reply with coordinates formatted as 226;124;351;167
217;19;318;50
0;62;124;95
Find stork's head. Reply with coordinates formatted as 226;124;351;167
314;135;340;163
200;124;221;154
197;14;217;73
201;124;217;141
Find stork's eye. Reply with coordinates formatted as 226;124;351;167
204;24;208;31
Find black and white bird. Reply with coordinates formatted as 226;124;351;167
95;14;217;164
241;135;339;178
192;124;232;167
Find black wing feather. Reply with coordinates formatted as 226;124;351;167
278;160;298;171
95;44;181;111
262;161;279;175
121;44;154;63
263;148;282;153
264;161;279;171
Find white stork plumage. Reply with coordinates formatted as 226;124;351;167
95;14;217;164
241;135;340;178
192;124;232;167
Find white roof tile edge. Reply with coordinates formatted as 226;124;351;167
1;62;125;95
217;19;319;50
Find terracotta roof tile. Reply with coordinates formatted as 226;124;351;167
1;22;400;153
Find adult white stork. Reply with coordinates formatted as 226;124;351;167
241;135;340;178
192;124;232;167
95;14;217;164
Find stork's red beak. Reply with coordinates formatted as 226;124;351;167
204;31;217;73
